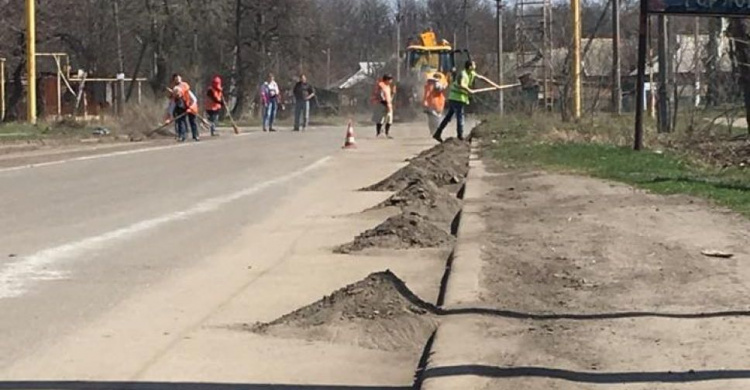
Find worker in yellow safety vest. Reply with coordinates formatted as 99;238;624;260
433;60;496;143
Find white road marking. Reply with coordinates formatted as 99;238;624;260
0;156;332;299
0;130;260;174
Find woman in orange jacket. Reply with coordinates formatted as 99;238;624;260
423;73;446;136
205;76;223;137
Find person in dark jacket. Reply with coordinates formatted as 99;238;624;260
293;74;316;131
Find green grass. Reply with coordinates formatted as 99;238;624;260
0;119;109;142
480;114;750;217
0;122;39;140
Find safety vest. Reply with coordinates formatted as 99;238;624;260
423;79;446;112
448;69;476;105
176;82;199;114
206;87;223;111
187;91;198;115
371;80;392;109
173;82;192;110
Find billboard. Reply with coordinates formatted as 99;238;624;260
648;0;750;15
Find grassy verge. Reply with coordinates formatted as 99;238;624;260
478;114;750;217
0;120;99;141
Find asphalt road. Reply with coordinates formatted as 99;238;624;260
0;127;344;370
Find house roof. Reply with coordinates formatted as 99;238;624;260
336;62;385;90
490;38;616;79
629;34;733;76
550;38;613;78
486;35;734;80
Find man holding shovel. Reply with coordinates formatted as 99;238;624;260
432;60;506;143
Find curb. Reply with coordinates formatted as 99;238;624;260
420;140;491;390
440;148;487;308
419;316;492;390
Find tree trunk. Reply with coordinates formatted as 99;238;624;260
705;17;723;107
232;0;247;119
5;60;26;122
728;19;750;135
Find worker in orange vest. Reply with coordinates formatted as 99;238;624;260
423;72;447;136
371;74;394;138
170;73;200;142
205;76;223;137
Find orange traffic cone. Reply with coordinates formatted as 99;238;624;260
342;120;357;149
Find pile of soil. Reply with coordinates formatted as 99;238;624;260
412;138;470;161
334;212;455;253
371;178;461;231
250;271;438;352
364;139;470;192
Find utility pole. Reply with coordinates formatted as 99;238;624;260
612;0;622;115
572;0;582;119
462;0;470;50
657;15;670;133
634;0;648;150
113;0;125;116
326;48;331;89
1;58;5;122
25;0;36;124
465;23;470;51
496;0;504;115
395;0;402;83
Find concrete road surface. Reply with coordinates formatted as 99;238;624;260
0;127;345;369
0;122;455;387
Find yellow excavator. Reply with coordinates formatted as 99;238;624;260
405;29;471;88
400;29;519;114
397;29;472;114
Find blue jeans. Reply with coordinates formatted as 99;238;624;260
434;100;466;139
263;99;278;130
187;114;198;140
294;101;309;130
174;107;188;141
207;110;220;135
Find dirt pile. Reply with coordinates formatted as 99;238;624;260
364;138;470;192
334;212;455;253
371;178;461;230
250;271;438;352
413;137;470;161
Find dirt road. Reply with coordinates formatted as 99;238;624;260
425;160;750;389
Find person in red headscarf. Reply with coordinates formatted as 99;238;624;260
205;76;224;137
